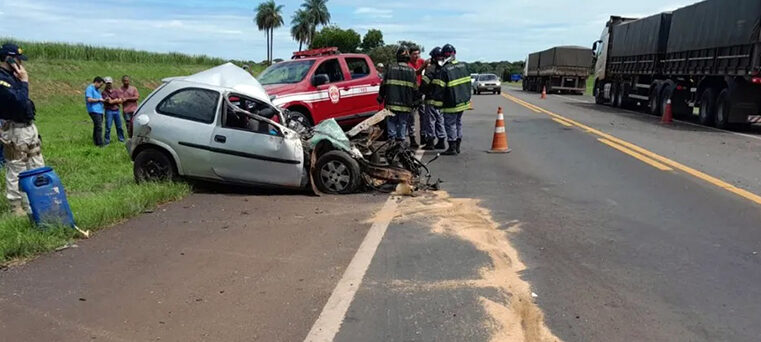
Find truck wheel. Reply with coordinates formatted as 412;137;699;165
648;86;661;116
594;84;605;104
134;148;176;183
313;150;361;194
714;89;731;129
612;84;621;108
699;89;716;126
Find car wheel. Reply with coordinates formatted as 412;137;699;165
715;89;731;129
699;88;716;126
134;148;175;183
285;109;312;134
313;150;361;194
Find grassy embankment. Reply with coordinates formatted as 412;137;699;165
0;40;263;262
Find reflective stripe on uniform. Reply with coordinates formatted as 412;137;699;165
425;99;443;106
446;76;471;88
422;75;431;84
387;104;413;112
431;79;446;87
385;79;416;88
441;102;471;113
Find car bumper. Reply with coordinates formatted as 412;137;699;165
476;85;502;91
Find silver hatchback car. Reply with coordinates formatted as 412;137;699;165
127;63;365;194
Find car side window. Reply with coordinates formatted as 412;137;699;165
156;88;219;124
314;58;345;83
223;97;280;136
346;58;370;79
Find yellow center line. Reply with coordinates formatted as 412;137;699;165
552;118;573;127
500;92;761;206
597;138;673;171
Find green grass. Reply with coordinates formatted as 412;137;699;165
586;77;595;96
0;42;265;262
2;38;260;67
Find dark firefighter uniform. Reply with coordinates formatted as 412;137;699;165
0;44;44;215
421;57;446;149
430;57;471;154
378;62;418;141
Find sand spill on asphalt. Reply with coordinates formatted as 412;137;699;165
392;191;560;342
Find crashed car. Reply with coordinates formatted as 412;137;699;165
127;63;436;194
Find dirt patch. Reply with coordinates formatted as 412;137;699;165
393;191;561;342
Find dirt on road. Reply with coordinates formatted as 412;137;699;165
394;191;560;342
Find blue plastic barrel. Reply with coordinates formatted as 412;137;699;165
19;167;76;228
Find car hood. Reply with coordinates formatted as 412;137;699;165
166;63;273;106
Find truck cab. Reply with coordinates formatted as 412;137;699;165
258;47;383;131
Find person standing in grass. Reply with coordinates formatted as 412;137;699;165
85;76;106;146
101;77;124;144
119;75;139;137
0;43;45;216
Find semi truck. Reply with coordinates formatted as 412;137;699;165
523;46;592;95
592;0;761;128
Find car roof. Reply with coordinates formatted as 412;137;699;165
285;53;370;62
163;63;272;105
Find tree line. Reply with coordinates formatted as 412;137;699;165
254;0;525;78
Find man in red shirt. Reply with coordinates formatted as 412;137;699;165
119;75;140;137
407;46;426;149
101;77;125;144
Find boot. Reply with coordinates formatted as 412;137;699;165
422;137;436;150
434;139;446;150
455;138;462;154
442;141;458;155
409;135;419;149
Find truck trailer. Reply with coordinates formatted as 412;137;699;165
592;0;761;128
523;46;592;95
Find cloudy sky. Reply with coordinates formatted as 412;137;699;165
1;0;694;62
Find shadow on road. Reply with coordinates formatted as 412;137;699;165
188;179;313;197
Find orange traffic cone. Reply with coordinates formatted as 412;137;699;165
541;86;547;99
661;99;673;124
487;107;511;154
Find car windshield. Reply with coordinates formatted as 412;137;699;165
480;75;498;81
258;60;316;85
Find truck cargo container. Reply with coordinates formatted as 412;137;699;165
523;46;592;95
592;0;761;128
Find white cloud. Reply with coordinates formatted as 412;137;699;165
354;7;393;18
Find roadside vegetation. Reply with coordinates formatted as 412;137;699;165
0;41;263;262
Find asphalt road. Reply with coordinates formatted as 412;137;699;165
2;88;761;341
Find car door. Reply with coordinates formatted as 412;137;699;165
152;85;218;178
208;95;304;188
341;56;382;122
309;57;353;123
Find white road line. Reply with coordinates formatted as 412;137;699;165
303;198;398;342
554;94;594;104
304;151;423;342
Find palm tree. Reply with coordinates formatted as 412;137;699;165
291;9;311;51
255;0;285;63
301;0;330;45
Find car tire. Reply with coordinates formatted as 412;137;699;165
699;88;716;126
285;109;313;133
134;148;175;183
715;89;731;129
313;150;361;194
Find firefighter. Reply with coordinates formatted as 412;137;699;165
421;47;447;150
431;44;471;155
0;43;45;216
378;46;418;145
